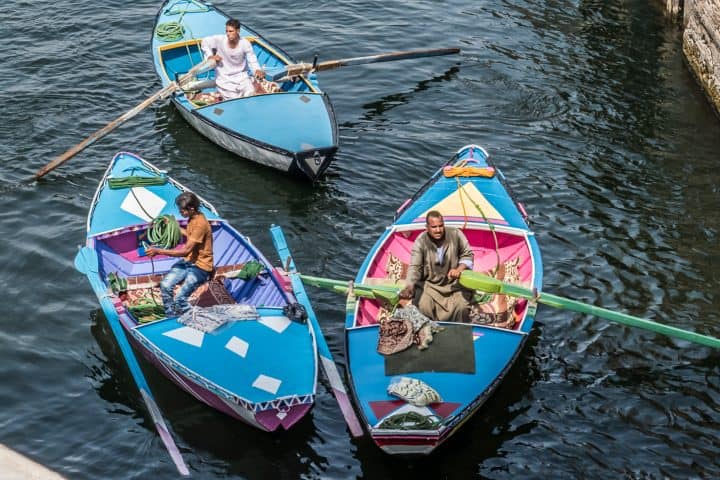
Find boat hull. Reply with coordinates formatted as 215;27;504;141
153;0;338;181
78;152;318;432
174;100;336;180
128;323;312;431
344;144;543;454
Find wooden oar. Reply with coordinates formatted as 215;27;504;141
74;247;190;475
269;226;364;438
269;47;460;81
299;274;400;305
459;271;720;349
33;58;216;181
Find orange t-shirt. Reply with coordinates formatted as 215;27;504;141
184;213;214;272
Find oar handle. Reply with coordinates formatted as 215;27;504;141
459;271;720;350
270;47;460;81
317;47;461;72
270;226;364;437
33;84;178;179
76;247;189;475
299;274;401;304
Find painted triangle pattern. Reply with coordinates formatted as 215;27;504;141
419;182;503;222
370;400;462;420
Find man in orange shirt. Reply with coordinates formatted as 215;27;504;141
145;192;214;317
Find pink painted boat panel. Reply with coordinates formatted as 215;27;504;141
356;228;533;327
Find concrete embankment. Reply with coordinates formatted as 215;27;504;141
0;444;67;480
665;0;720;115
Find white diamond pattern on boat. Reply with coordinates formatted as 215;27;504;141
225;336;249;358
120;187;166;222
258;315;291;334
162;326;204;347
252;374;282;394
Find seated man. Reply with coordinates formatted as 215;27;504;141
201;18;265;99
399;210;474;322
145;192;214;317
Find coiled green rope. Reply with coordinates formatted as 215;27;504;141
155;0;209;42
377;411;441;430
108;176;167;189
155;22;185;42
147;214;181;249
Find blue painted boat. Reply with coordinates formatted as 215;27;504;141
344;144;543;454
151;0;338;181
75;151;319;431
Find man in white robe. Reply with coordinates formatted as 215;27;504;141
201;18;264;99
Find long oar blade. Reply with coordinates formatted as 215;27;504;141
75;247;190;475
460;271;720;350
271;47;460;81
34;58;215;181
270;226;364;438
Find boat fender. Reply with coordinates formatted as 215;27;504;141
283;302;308;324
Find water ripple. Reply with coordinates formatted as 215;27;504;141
1;0;720;478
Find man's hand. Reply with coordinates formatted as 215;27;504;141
399;284;414;300
448;264;467;280
254;69;265;80
145;246;158;258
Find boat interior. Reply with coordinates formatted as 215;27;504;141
355;226;534;329
93;221;289;323
157;37;319;107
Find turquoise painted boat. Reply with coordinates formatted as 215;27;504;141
151;0;338;181
75;151;320;432
344;144;543;454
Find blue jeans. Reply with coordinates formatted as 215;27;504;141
160;260;210;316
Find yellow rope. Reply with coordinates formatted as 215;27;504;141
455;176;501;275
457;177;469;230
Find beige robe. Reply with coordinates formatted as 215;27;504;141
407;228;474;322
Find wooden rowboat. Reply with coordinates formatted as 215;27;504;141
342;144;543;454
151;0;338;181
75;151;319;432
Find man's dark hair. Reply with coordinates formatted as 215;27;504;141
176;192;200;212
426;210;443;224
226;18;241;30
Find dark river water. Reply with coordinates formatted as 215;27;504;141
1;0;719;478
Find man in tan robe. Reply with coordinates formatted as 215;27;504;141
399;211;474;322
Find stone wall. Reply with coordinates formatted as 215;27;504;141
666;0;683;18
681;0;720;115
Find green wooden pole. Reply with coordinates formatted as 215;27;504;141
299;274;400;305
459;271;720;349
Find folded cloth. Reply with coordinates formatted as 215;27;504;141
387;376;442;407
377;304;442;355
178;304;258;333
